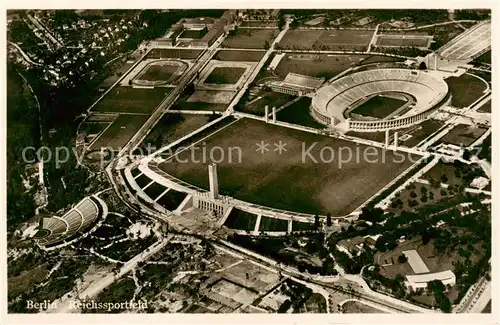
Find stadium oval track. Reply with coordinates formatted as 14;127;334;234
311;68;449;132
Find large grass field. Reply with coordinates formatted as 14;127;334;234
342;301;384;313
279;29;373;51
159;118;416;216
89;114;150;151
477;100;491;113
146;48;203;60
351;95;406;119
439;124;488;147
179;28;208;39
237;91;295;115
137;64;181;82
274;53;368;80
258;216;289;232
375;35;430;47
140;113;210;151
276;97;326;129
222;28;278;49
445;74;487;108
92;86;170;114
214;50;266;62
223;208;258;231
205;67;246;84
474;50;491;64
421;161;486;187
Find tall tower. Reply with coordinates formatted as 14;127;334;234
385;129;390;148
264;105;269;123
272;106;277;123
393;132;399;150
208;163;219;200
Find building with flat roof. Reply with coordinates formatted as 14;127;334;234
402;249;430;274
269;73;325;96
405;270;456;291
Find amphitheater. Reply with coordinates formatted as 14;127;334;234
131;59;189;86
311;68;449;132
36;196;107;247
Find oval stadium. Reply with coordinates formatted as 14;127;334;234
311;68;449;132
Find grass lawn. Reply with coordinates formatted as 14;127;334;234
222;28;278;49
276;97;326;129
439;124;488;146
351;95;406;119
171;101;228;112
237;91;295;115
92;86;170;114
179;28;208;39
274;53;368;79
146;48;203;60
205;67;246;84
223;208;258;231
134;173;153;189
400;119;445;147
477;100;491;113
89;114;150;151
387;182;453;215
156;188;187;211
258;216;289;232
143;182;168;200
358;55;403;65
421;161;485;187
140;113;210;150
279;29;373;51
214;50;266;62
474;51;491;64
138;64;180;82
376;35;430;47
304;293;328;313
445;74;487;108
159;118;416;216
79;122;110;136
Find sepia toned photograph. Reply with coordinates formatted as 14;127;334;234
3;6;494;322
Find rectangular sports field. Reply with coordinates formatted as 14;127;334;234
92;86;170;114
351;95;406;119
439;124;488;147
159;118;416;216
279;29;373;51
478;100;491;113
375;35;431;48
276;97;326;129
274;53;369;80
89;114;150;151
146;48;203;60
214;50;266;62
205;67;246;84
222;28;278;49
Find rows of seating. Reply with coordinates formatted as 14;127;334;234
38;197;101;246
312;68;448;124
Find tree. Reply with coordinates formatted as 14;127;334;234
419;62;428;70
326;213;332;227
398;254;408;263
314;214;320;229
278;14;286;30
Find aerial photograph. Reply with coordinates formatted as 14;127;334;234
5;8;492;318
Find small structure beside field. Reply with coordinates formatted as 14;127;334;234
402;249;456;291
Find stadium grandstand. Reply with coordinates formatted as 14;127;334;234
438;20;491;61
269;73;325;96
35;196;106;247
311;68;449;132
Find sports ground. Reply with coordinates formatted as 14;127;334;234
89;114;150;151
159;118;417;216
222;28;278;49
375;35;431;48
214;50;266;62
91;86;170;114
205;67;246;84
350;95;406;119
438;124;488;147
146;48;203;60
279;29;373;51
